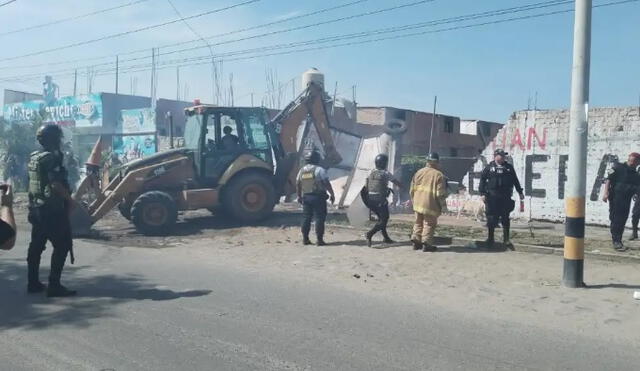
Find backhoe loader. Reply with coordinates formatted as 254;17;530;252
72;82;341;235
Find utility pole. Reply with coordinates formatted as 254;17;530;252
428;96;438;154
115;55;119;95
73;69;77;96
176;67;180;101
563;0;592;288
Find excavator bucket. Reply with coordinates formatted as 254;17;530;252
70;136;104;236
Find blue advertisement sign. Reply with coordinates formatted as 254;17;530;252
118;108;156;134
2;93;103;128
112;134;157;164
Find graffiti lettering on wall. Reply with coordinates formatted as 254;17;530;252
491;127;547;151
2;94;103;127
468;153;618;201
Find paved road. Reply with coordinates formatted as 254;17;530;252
1;232;639;371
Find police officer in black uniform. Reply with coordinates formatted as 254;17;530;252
631;189;640;241
27;124;77;297
363;154;401;247
478;149;524;247
296;150;335;246
602;152;640;251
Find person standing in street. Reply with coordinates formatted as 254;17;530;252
410;152;447;252
479;149;524;248
602;152;640;251
27;124;77;297
363;154;402;247
630;191;640;241
296;149;335;246
0;184;16;251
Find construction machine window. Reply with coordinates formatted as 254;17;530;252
221;114;241;151
243;113;269;150
184;114;202;150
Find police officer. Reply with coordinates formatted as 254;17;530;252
631;191;640;241
479;149;524;247
27;124;77;297
296;150;335;246
364;154;402;247
602;152;640;250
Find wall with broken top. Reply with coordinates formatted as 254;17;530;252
461;107;640;225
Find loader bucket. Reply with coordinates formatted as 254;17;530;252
70;203;93;237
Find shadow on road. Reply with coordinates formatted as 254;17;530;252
0;259;211;330
586;283;640;290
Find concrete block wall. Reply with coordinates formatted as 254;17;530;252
462;107;640;225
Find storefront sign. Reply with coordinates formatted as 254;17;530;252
2;93;103;128
118;108;156;134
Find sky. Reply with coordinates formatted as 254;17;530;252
0;0;638;123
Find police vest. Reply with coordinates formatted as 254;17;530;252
28;150;64;208
367;169;388;194
611;164;640;195
486;163;516;195
300;166;323;195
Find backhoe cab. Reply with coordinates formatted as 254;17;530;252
73;82;341;235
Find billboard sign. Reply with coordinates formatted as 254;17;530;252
118;108;156;134
112;134;157;164
2;93;103;128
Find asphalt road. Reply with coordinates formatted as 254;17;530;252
1;231;639;371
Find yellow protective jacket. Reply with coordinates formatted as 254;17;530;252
410;165;447;216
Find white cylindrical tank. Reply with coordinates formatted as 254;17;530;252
302;68;324;90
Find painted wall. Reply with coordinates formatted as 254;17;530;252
462;107;640;225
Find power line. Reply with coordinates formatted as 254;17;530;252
0;0;574;81
0;0;433;79
91;0;640;78
0;0;150;37
0;0;17;8
2;0;636;85
0;0;262;62
0;0;372;70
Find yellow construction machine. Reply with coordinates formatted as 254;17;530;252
72;82;341;235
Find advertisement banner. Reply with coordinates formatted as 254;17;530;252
118;108;156;134
112;134;157;164
2;93;103;128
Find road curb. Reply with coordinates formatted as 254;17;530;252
326;223;640;264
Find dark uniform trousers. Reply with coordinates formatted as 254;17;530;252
301;193;328;240
367;194;391;239
27;206;72;286
485;193;514;229
609;192;635;242
632;196;640;232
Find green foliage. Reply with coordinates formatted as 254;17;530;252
400;155;427;188
0;117;41;191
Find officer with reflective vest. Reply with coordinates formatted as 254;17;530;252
602;152;640;251
363;154;401;247
296;150;335;246
27;124;77;297
478;149;524;248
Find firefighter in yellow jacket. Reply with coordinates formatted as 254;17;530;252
410;152;447;252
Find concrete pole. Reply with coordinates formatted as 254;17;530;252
563;0;592;288
428;96;437;154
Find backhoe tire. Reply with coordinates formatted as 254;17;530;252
223;172;276;223
130;191;178;235
118;202;132;220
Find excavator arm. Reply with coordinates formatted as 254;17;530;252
268;82;342;196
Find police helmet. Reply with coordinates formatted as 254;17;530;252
36;124;63;149
494;149;508;157
426;152;440;162
303;149;321;165
374;154;389;170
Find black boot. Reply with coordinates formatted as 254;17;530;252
486;227;495;247
503;225;513;249
365;232;373;247
412;239;422;250
630;224;639;241
316;238;327;246
47;284;77;298
27;256;45;294
381;230;394;244
302;237;312;245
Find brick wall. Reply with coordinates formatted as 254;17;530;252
462;107;640;225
